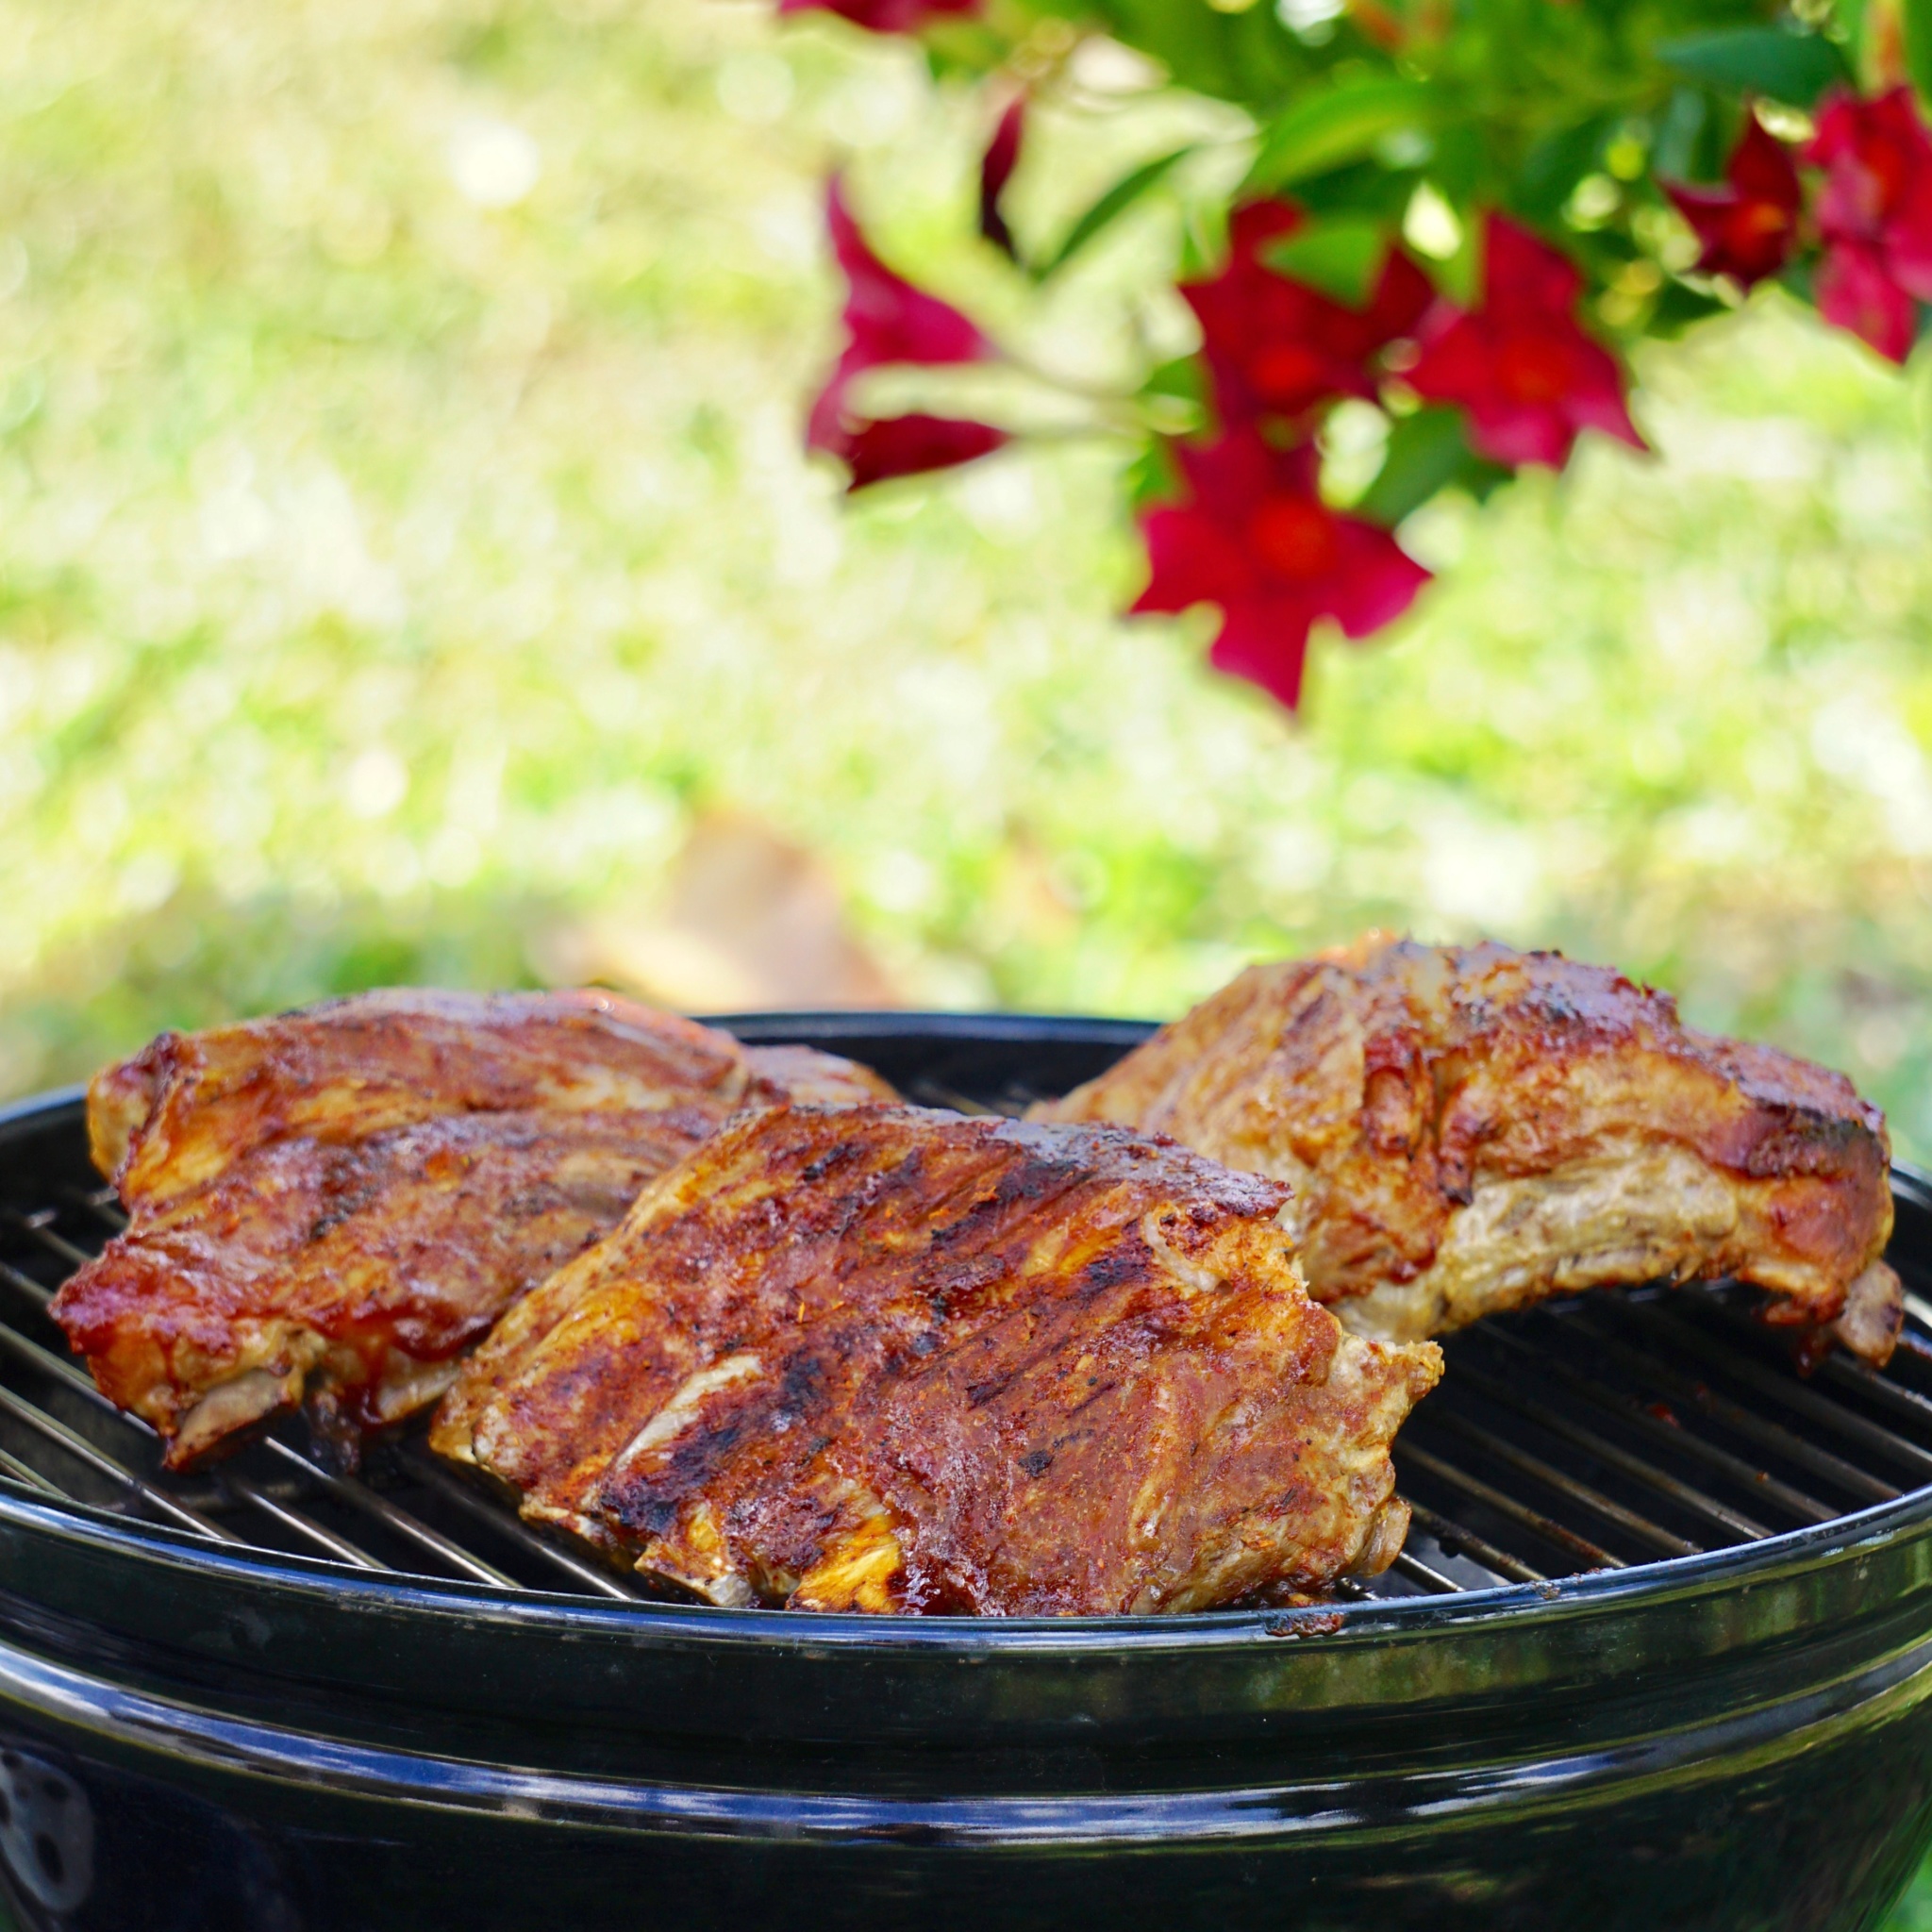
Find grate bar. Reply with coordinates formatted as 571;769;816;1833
1566;1314;1900;1506
59;1186;126;1234
1448;1361;1773;1543
1627;1303;1932;1481
259;1438;516;1590
1477;1324;1838;1526
1400;1495;1545;1585
1390;1548;1462;1594
0;1318;450;1577
0;1259;53;1308
397;1445;643;1600
1424;1408;1701;1558
0;1441;68;1499
226;1479;383;1569
1396;1440;1624;1572
6;1210;96;1273
0;1384;234;1541
1824;1352;1932;1435
0;1251;533;1590
1688;1293;1932;1448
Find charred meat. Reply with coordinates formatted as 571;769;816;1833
1037;937;1899;1363
52;990;893;1466
433;1102;1441;1616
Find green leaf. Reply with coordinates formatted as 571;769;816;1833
1515;115;1610;223
1246;75;1439;194
1138;356;1207;436
1836;0;1871;75
1261;217;1387;304
1656;28;1849;108
1356;407;1507;525
1033;146;1194;281
1646;279;1731;340
1086;0;1311;108
1650;88;1712;185
1906;0;1932;103
1124;436;1183;510
1288;158;1419;223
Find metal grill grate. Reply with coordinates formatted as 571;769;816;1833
3;1116;1931;1607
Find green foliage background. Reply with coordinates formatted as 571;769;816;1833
8;0;1932;1153
0;0;1929;1913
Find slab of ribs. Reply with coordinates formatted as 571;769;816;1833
1039;936;1900;1365
433;1103;1439;1614
51;990;891;1467
43;936;1905;1611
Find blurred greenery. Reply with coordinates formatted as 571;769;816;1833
3;0;1932;1162
1898;1862;1932;1932
0;0;1927;1917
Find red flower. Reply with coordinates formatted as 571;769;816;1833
777;0;977;31
1131;431;1430;709
808;177;1006;489
1407;214;1644;468
1807;86;1932;362
842;414;1008;489
980;98;1024;260
1665;116;1802;287
1815;242;1917;362
1182;202;1435;425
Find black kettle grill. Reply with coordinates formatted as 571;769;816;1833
0;1014;1929;1931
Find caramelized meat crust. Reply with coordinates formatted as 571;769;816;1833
434;1103;1441;1617
1037;938;1898;1357
51;990;894;1466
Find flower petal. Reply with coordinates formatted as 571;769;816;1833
1562;337;1648;451
826;176;990;368
1817;239;1919;362
1132;503;1258;613
842;414;1008;489
780;0;979;28
1323;519;1431;638
979;98;1025;259
1484;214;1583;315
1207;599;1316;710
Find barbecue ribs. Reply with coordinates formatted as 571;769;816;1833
1037;937;1901;1363
433;1103;1441;1615
52;991;894;1467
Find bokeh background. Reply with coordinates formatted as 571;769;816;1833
7;0;1932;1154
4;0;1932;1919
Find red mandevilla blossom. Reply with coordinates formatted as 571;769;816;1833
1665;116;1802;287
1807;85;1932;362
808;176;1007;488
1182;202;1435;425
777;0;977;31
1132;431;1430;709
979;98;1024;259
1407;213;1644;467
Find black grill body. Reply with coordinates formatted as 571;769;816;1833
0;1014;1930;1931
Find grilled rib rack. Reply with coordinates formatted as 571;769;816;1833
3;1022;1930;1604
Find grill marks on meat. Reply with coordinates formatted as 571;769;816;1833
51;990;895;1467
432;1104;1441;1616
1037;938;1900;1362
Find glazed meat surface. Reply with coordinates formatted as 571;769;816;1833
51;991;894;1467
434;1103;1441;1616
1038;938;1900;1362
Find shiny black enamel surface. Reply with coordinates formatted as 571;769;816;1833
0;1014;1929;1930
